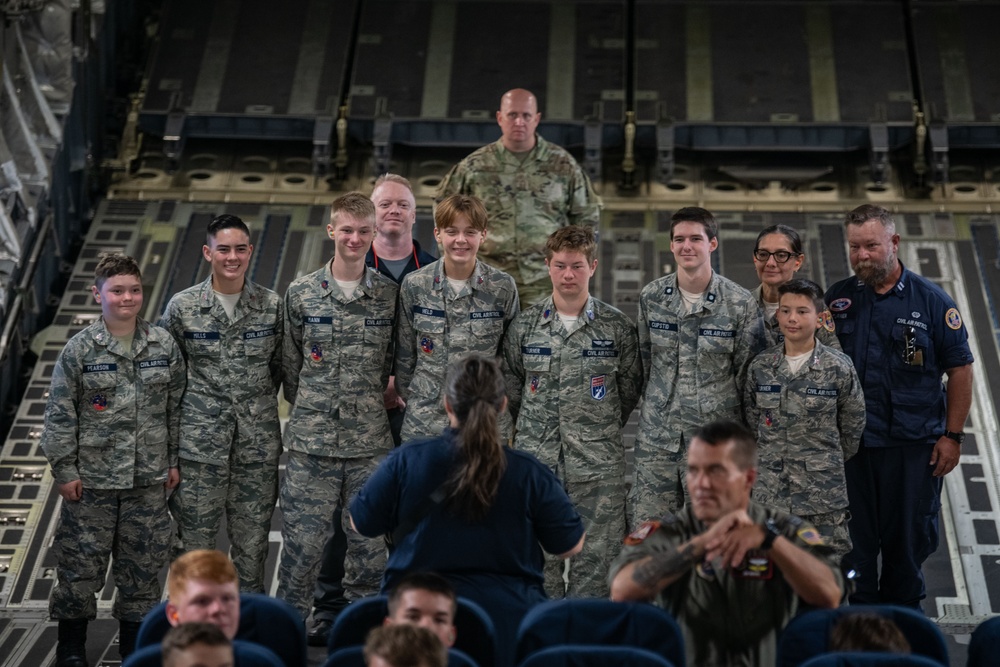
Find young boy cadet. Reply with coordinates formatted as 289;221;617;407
744;278;866;560
395;194;519;442
503;225;642;597
41;253;185;665
159;214;283;593
278;192;397;620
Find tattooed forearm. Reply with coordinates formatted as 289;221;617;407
631;542;699;589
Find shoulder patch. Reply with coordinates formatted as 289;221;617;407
819;309;836;333
829;298;851;313
625;520;660;545
945;308;963;330
796;527;825;546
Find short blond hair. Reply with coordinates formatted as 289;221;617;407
332;192;376;227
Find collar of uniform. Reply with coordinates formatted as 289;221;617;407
538;296;557;327
808;341;826;367
539;295;597;326
319;262;337;296
766;344;784;366
93;316;149;356
358;265;378;297
853;261;908;299
197;275;263;313
664;272;720;310
495;134;547;163
431;260;484;293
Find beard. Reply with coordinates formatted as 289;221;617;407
852;252;896;287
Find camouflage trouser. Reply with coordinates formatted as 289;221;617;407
277;450;386;620
168;458;278;592
628;450;687;530
801;509;852;565
544;476;627;599
50;485;171;622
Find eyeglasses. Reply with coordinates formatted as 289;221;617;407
753;250;800;264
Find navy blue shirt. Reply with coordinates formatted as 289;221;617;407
350;429;583;663
825;264;973;447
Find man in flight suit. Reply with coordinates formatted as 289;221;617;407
610;420;843;667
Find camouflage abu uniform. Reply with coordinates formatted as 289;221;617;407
744;341;866;560
753;285;841;350
159;276;283;591
41;317;185;622
278;263;397;620
634;272;766;524
437;136;601;308
396;259;519;442
610;502;843;667
503;296;642;598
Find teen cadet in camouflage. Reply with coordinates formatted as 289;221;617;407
158;214;282;592
42;253;185;665
278;193;397;621
395;194;519;442
744;279;865;561
436;88;600;309
634;207;766;526
503;226;642;598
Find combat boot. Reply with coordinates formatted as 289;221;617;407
56;619;88;667
118;620;142;660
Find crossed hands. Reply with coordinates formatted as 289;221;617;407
700;509;768;569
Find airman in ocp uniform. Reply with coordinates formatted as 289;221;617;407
437;88;601;309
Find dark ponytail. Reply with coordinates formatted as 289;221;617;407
443;354;508;521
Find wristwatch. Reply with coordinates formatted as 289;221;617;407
760;518;782;551
944;430;966;445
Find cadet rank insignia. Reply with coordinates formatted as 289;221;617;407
321;279;329;289
311;344;323;361
946;308;963;330
420;337;434;354
625;520;660;545
591;375;606;400
529;376;539;393
91;394;107;411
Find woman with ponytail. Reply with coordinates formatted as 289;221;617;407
351;353;585;666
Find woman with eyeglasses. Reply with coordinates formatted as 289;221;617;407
752;224;840;348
